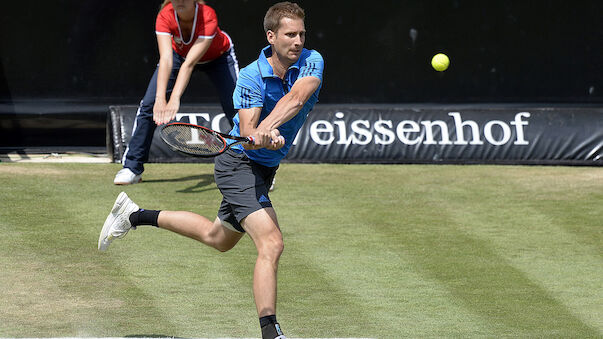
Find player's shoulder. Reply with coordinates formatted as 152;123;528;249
239;60;262;79
158;3;173;17
236;61;263;89
299;48;324;64
157;3;175;24
200;3;217;17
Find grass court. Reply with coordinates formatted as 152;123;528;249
0;162;601;338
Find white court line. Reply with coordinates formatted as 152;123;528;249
0;152;111;163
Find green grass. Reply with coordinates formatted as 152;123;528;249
0;163;601;338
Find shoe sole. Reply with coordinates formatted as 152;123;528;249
114;178;142;185
98;192;129;251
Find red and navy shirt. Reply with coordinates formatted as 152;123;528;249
155;2;232;62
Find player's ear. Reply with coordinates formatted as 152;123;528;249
266;30;276;44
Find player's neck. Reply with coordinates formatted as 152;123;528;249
267;55;292;79
175;3;196;22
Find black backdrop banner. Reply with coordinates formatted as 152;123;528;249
2;1;602;104
110;104;603;166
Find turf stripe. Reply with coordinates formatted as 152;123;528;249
0;171;182;337
391;166;602;336
282;164;602;337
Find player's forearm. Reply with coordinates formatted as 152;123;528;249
156;58;173;101
169;62;195;101
169;37;212;101
238;107;264;149
257;76;320;131
257;93;304;131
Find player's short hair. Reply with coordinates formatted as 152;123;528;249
263;2;305;33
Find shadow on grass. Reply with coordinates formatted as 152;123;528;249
144;174;217;194
143;174;211;184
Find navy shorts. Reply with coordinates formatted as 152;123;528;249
214;149;278;233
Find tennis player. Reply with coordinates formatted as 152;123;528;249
99;2;323;338
114;0;239;185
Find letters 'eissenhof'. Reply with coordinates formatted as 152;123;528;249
175;112;531;147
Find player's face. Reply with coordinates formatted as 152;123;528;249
268;17;306;65
171;0;196;15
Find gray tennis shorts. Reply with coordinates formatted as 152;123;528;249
214;149;278;233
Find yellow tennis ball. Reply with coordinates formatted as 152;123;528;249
431;53;450;72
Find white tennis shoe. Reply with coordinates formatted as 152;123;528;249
114;168;142;185
98;192;139;251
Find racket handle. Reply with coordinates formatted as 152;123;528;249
247;136;255;145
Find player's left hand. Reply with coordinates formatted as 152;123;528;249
160;99;180;125
266;129;285;150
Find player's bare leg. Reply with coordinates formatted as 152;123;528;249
100;195;244;252
158;212;244;252
241;207;285;338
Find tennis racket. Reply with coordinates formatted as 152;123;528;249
160;122;255;157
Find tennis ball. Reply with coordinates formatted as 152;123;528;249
431;53;450;72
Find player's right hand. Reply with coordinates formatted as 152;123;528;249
251;129;273;148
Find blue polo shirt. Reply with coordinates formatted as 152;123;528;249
230;45;324;167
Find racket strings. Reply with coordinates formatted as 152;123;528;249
163;124;226;156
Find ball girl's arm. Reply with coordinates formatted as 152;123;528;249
158;37;213;125
153;34;175;125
